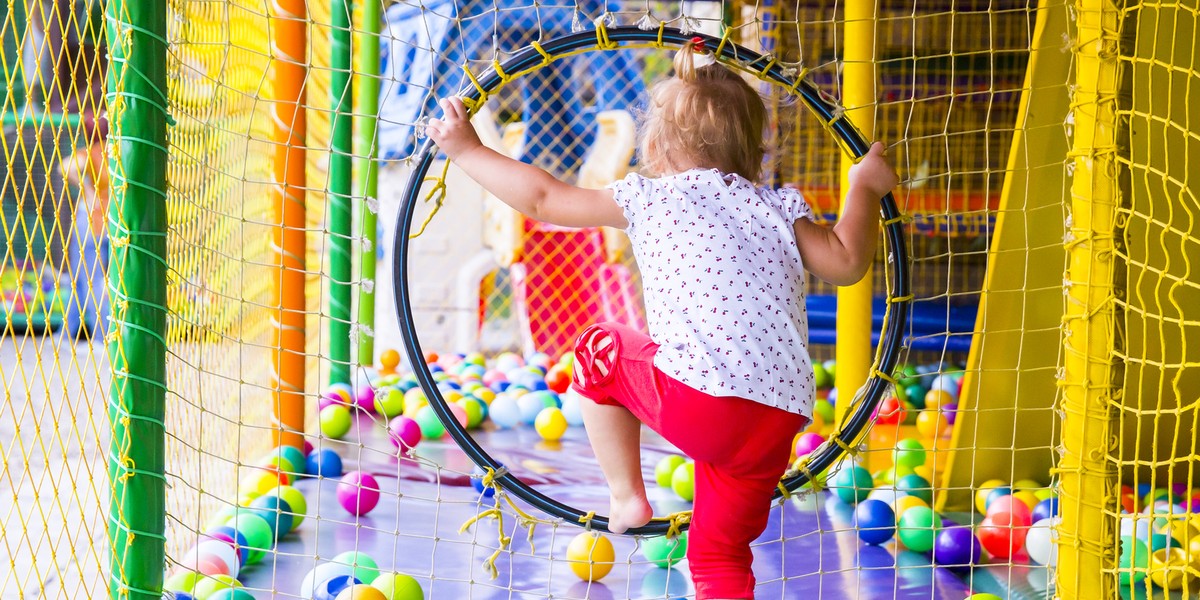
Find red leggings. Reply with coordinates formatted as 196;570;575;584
570;322;806;600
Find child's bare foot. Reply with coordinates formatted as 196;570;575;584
607;493;653;534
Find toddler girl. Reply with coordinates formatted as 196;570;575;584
428;41;898;600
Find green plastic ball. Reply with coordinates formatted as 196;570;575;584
832;465;874;504
320;405;352;439
230;512;273;565
1119;535;1149;585
897;506;939;552
208;590;257;600
274;445;307;477
1149;531;1182;552
893;439;927;470
371;573;424;600
672;462;695;501
457;397;485;429
262;485;307;531
655;455;687;488
904;385;927;409
642;533;688;568
414;405;445;439
164;571;202;594
333;550;380;584
192;574;241;600
375;387;405;418
822;359;837;380
812;363;832;389
896;474;933;505
898;365;921;387
813;400;835;425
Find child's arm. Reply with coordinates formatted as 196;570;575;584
427;97;628;229
793;142;898;286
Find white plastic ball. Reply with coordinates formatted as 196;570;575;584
1026;517;1059;566
488;394;521;429
299;562;355;598
561;390;585;427
929;374;960;399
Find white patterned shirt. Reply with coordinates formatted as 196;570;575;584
611;169;816;416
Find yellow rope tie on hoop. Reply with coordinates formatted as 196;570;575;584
578;510;597;529
491;59;513;87
872;369;899;387
459;64;490;113
886;293;915;304
882;214;910;227
594;21;618;51
654;22;666;49
531;41;553;66
713;28;733;59
828;433;862;458
409;161;451;239
649;511;692;540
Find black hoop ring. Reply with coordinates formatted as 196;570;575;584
393;25;911;536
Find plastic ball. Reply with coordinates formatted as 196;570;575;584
567;532;615;581
1149;531;1182;552
373;387;403;418
561;392;584;427
313;575;362;600
355;384;378;414
206;526;250;565
964;595;1002;600
379;349;401;372
1026;517;1058;566
1118;535;1149;585
892;495;929;519
192;574;241;600
1011;490;1041;513
854;499;896;546
793;432;825;457
812;362;832;389
402;388;428;416
488;394;521;428
188;540;240;577
672;462;695;501
975;479;1008;513
338;471;381;516
470;467;497;498
893;439;927;470
370;573;424;600
517;393;547;424
986;494;1033;528
248;495;293;540
229;512;273;565
388;416;422;452
867;488;900;507
924;389;955;411
916;410;950;439
822;359;837;379
985;486;1013;512
642;534;688;568
207;590;255;600
897;506;938;552
332;550;380;585
307;448;344;478
302;439;314;456
165;571;202;594
813;400;835;425
876;396;906;425
929;374;959;399
446;401;469;429
1031;497;1058;523
320;405;353;439
456;398;486;429
335;584;387;600
300;565;355;599
545;365;571;393
270;446;307;477
534;407;568;441
978;512;1027;559
413;405;445;439
655;455;687;488
241;468;286;496
832;465;874;504
896;474;933;505
1149;546;1191;590
263;485;306;531
932;526;981;566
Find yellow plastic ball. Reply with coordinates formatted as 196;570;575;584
913;464;935;483
336;584;389;600
1034;489;1055;502
1166;520;1199;547
893;495;929;519
915;410;950;439
1012;478;1043;492
379;349;401;373
534;407;568;441
192;574;241;599
975;479;1007;513
567;532;615;581
1149;547;1191;590
403;388;428;415
242;470;284;496
1013;490;1041;512
924;389;955;411
473;388;496;405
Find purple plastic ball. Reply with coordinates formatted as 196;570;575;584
1032;497;1059;523
356;385;377;414
388;415;422;452
931;526;981;566
942;402;958;425
337;471;381;516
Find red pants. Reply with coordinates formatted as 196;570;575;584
571;322;806;600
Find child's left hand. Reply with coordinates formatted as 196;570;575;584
426;97;483;160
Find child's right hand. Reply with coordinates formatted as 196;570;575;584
426;97;484;161
848;142;899;198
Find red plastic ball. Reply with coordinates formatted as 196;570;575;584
545;365;571;394
876;396;906;425
978;512;1028;559
985;495;1033;528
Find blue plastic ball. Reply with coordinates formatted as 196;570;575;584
854;499;896;545
306;448;343;478
1031;497;1058;523
985;486;1013;511
312;575;360;600
172;594;195;600
561;395;584;427
493;381;511;393
517;394;546;425
471;467;497;498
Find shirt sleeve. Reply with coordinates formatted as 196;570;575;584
778;186;814;223
607;172;649;233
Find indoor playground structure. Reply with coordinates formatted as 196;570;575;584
3;0;1200;599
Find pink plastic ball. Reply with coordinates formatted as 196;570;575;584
448;402;469;428
320;389;351;411
483;369;507;387
196;554;230;576
388;416;422;452
794;432;826;457
337;471;381;516
356;385;377;414
302;439;314;457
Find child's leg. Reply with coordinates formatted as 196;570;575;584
688;464;785;599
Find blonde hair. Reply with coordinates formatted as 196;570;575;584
639;45;767;182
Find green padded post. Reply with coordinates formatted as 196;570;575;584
105;0;169;598
355;0;382;368
329;0;354;385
